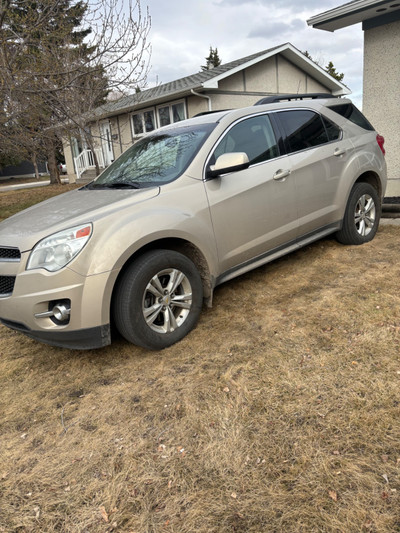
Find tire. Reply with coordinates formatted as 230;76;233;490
336;182;381;245
112;250;203;350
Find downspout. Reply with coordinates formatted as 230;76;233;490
191;89;212;112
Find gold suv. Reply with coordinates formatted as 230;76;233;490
0;95;387;350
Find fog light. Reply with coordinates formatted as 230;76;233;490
53;304;70;322
35;299;71;325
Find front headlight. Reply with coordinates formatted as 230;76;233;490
27;224;92;272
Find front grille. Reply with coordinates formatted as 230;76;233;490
0;276;16;296
0;247;21;261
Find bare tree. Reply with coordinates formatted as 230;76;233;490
0;0;151;182
55;0;151;177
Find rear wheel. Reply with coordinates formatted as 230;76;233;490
113;250;203;350
336;182;380;245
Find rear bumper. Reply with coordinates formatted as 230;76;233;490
0;318;111;349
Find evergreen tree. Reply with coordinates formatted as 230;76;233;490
302;51;345;83
325;61;345;82
201;47;222;71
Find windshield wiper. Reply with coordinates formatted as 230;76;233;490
94;181;142;189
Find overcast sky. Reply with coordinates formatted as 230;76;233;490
143;0;364;107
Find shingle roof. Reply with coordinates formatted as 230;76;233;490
91;45;284;119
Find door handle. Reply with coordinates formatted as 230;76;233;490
334;148;345;157
273;169;291;181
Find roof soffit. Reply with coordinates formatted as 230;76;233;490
307;0;400;31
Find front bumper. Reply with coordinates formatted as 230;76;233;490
0;318;111;349
0;255;118;350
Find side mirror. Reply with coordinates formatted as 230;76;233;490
206;152;250;180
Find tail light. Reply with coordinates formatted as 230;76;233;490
376;134;385;155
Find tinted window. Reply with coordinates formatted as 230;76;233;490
212;115;279;165
278;110;328;153
329;104;374;131
322;116;341;141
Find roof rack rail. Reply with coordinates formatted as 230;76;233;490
193;109;231;117
254;93;338;106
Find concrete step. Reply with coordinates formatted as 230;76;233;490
382;197;400;217
77;169;98;184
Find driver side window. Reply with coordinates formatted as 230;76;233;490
212;114;279;165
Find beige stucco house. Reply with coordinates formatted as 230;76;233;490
308;0;400;196
62;42;349;182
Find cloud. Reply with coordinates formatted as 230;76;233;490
248;18;305;39
215;0;337;9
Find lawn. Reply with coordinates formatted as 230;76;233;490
0;186;399;532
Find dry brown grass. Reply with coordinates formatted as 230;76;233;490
0;187;400;532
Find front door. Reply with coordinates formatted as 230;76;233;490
204;113;298;276
100;121;114;166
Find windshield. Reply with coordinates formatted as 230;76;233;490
88;123;215;189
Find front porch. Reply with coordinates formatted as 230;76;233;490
74;148;105;182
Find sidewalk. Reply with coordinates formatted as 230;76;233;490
0;178;70;192
380;218;400;226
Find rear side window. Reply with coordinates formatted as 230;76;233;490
329;103;374;131
277;110;329;153
322;116;341;141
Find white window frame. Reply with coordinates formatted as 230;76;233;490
131;107;156;138
156;100;186;128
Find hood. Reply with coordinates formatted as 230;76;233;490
0;186;160;251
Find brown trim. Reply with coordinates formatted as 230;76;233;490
116;115;123;153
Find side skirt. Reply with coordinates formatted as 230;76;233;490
215;222;340;287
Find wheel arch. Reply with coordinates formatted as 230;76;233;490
354;171;383;199
110;238;214;315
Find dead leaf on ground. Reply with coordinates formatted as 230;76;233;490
328;490;338;502
99;505;109;523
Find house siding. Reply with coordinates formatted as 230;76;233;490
63;137;76;183
119;113;133;151
363;19;400;195
187;95;210;118
244;57;278;93
218;71;245;92
305;76;330;93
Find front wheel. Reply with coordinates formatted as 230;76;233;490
112;250;203;350
336;182;381;245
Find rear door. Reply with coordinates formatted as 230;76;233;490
275;109;352;238
204;113;298;275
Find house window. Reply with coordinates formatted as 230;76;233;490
131;102;186;138
131;109;156;136
158;106;171;127
157;101;186;128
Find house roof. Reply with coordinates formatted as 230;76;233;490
90;42;349;121
307;0;400;31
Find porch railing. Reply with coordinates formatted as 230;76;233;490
74;148;105;180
